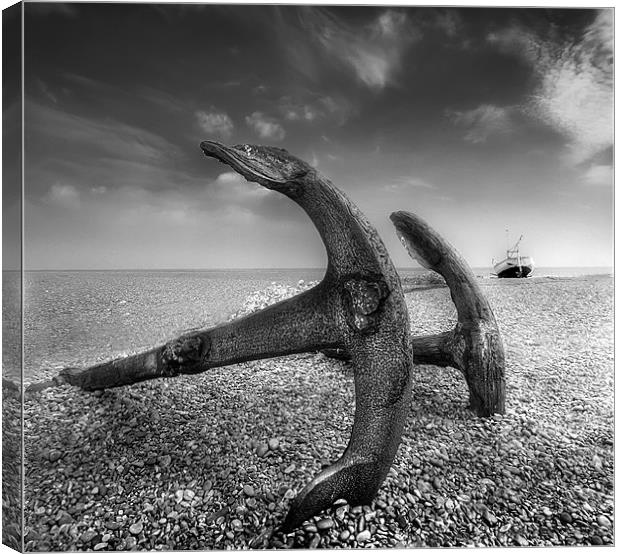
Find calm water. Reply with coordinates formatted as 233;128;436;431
2;266;613;382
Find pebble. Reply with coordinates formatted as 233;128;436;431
559;512;573;524
57;511;73;525
48;450;62;462
256;444;269;457
268;438;280;450
129;522;143;535
284;463;295;474
309;534;321;548
80;530;98;543
515;535;529;546
317;518;334;531
19;278;616;550
356;529;371;543
93;543;107;551
483;510;498;526
243;484;255;497
597;515;612;528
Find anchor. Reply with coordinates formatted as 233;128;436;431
59;142;505;530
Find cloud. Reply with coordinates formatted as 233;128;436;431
280;101;320;122
245;112;286;141
28;101;178;165
431;9;461;39
383;175;436;191
195;109;234;139
448;104;515;143
45;183;80;208
301;8;418;90
581;164;613;187
488;10;613;165
277;94;355;126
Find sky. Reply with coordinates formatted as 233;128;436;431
8;3;614;269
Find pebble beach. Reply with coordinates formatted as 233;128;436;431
8;272;615;550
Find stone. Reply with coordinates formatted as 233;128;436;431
94;543;108;551
309;534;321;548
591;536;603;545
243;484;255;497
597;515;612;528
559;512;573;524
80;530;98;543
317;518;334;531
356;529;371;543
339;530;350;541
49;450;62;462
542;507;553;517
129;522;143;535
256;444;269;458
57;511;73;525
515;535;528;546
483;510;498;526
268;438;280;451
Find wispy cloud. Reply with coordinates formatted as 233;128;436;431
28;101;179;164
277;94;354;126
195;109;234;139
581;164;613;187
45;183;80;208
245;111;286;141
488;10;613;165
432;9;461;39
383;175;436;191
447;104;515;143
301;8;418;90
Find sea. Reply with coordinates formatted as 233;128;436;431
2;266;613;383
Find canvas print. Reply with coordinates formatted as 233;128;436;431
2;2;614;551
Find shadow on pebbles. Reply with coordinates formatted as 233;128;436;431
23;277;613;550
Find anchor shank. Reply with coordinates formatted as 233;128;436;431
59;283;342;391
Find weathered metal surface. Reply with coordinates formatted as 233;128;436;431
390;210;506;416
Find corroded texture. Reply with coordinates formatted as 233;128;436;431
391;211;505;416
60;141;413;531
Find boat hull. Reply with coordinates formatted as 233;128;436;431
494;256;534;278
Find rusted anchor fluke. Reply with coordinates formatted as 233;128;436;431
60;142;414;532
201;142;413;531
390;211;506;417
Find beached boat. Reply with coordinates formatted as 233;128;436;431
493;235;534;278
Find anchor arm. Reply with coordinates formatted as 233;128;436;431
59;282;342;390
390;211;505;416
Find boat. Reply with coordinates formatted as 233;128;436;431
493;234;534;278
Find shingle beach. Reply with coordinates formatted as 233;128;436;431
14;274;614;550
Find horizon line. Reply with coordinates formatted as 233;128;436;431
4;265;615;272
